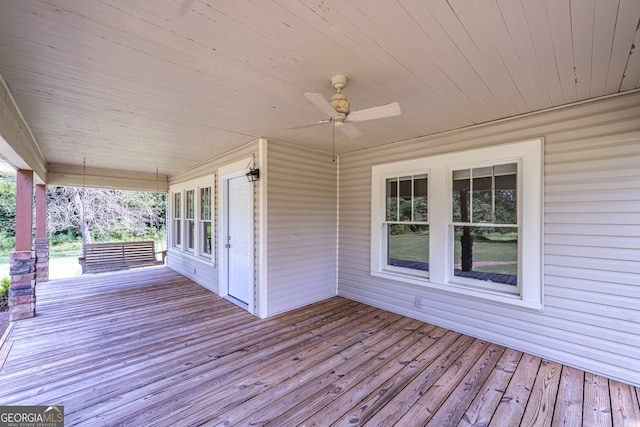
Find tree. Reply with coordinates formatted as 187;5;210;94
0;175;16;233
47;187;165;246
0;174;16;251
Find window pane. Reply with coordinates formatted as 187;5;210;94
414;176;428;221
398;178;412;221
453;226;518;286
174;193;181;218
453;169;470;180
387;224;429;271
200;187;211;220
494;163;517;175
472;176;492;223
187;220;195;250
202;222;212;255
472;166;493;178
186;190;194;220
495;172;517;224
452;171;470;222
175;219;181;245
386;178;397;221
454;164;518;225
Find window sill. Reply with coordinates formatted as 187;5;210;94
169;248;215;267
371;269;429;287
371;269;543;312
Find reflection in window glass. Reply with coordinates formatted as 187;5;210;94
472;169;492;223
388;224;429;271
452;164;517;224
452;170;470;223
173;193;182;247
186;190;195;251
399;178;412;221
414;175;428;221
453;226;518;287
200;187;212;255
452;163;518;287
495;174;517;224
385;174;429;273
386;179;397;221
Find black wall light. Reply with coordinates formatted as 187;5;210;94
246;168;260;182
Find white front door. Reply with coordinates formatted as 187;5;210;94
226;175;252;305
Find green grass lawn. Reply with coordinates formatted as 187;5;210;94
388;230;429;263
453;240;516;263
389;229;517;276
454;240;517;275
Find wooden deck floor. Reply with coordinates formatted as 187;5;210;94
0;267;638;426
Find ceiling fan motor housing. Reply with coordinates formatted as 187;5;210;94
330;75;350;116
330;93;349;115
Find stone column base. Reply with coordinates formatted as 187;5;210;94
35;238;49;283
9;250;36;321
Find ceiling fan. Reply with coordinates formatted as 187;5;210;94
289;75;401;138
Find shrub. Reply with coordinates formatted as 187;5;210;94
0;230;15;253
0;276;9;309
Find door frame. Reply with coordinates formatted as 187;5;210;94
218;157;256;314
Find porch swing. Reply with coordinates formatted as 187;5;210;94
77;163;167;274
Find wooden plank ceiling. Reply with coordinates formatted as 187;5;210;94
0;0;639;177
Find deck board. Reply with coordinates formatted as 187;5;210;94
0;267;638;426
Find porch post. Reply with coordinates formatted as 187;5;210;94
9;169;36;321
35;183;49;284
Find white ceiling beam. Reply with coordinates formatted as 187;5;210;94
47;163;168;192
0;74;47;183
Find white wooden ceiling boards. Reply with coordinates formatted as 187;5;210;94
0;0;638;177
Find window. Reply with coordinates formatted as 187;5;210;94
173;192;182;248
169;176;215;263
186;190;195;251
371;138;542;310
200;187;212;256
385;174;429;275
451;163;518;293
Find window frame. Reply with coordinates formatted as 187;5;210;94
448;160;522;295
172;192;182;249
185;189;195;253
381;172;431;279
371;138;543;310
169;175;215;264
199;186;213;259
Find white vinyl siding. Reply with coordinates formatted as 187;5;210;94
168;140;261;297
338;91;640;386
370;139;542;309
265;141;337;316
167;138;336;318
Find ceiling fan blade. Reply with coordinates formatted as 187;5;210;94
347;102;401;122
339;123;364;138
287;118;332;130
304;93;338;117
